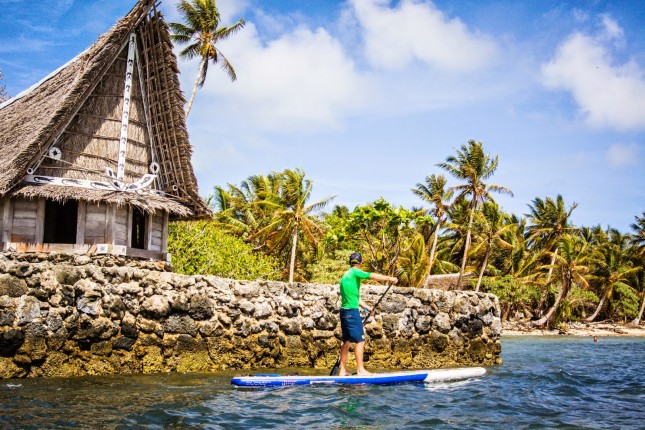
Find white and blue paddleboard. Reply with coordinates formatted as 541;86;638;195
231;367;486;387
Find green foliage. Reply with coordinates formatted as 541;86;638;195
210;168;333;282
479;276;541;319
607;282;639;320
559;285;598;321
168;220;279;280
321;205;358;252
307;250;353;284
345;198;419;275
397;232;430;287
169;157;644;326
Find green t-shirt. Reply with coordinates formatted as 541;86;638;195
340;267;371;309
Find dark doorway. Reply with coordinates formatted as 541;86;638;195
131;207;146;249
44;199;78;244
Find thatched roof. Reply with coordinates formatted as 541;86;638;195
0;0;210;219
425;272;476;290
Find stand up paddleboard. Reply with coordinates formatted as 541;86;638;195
231;367;486;387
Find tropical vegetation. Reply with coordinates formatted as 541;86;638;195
167;141;644;329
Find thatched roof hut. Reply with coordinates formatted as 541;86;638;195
0;0;210;260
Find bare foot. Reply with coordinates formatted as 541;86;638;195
339;370;352;376
356;370;373;376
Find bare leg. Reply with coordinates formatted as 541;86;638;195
339;341;352;376
355;341;372;375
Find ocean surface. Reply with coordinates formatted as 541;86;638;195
1;336;644;429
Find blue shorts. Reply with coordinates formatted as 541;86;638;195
340;308;364;343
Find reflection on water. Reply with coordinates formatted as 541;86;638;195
0;337;643;429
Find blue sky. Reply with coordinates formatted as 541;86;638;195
1;0;644;231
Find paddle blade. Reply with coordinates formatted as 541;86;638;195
329;357;341;376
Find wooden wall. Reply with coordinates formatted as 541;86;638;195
114;206;129;246
9;199;43;243
149;213;164;252
2;197;169;259
84;202;108;244
79;203;130;246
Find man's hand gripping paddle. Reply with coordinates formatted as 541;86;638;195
329;282;394;376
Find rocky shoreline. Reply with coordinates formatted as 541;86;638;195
502;321;645;337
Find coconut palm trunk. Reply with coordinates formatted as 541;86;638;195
533;275;570;328
546;248;558;282
585;292;607;322
538;248;559;310
456;207;475;288
423;221;441;288
288;223;299;283
475;244;492;292
631;293;645;325
185;57;206;116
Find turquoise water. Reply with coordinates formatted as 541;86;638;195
1;336;644;429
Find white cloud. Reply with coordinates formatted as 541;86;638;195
215;0;250;25
600;15;623;42
606;143;641;167
350;0;498;72
198;22;368;132
541;19;645;130
172;0;508;135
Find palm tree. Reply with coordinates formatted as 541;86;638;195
532;234;590;327
412;174;453;285
470;202;514;291
586;229;639;322
254;169;335;283
397;233;430;287
629;212;645;324
169;0;245;116
437;140;513;288
630;212;645;261
526;195;578;281
212;173;281;248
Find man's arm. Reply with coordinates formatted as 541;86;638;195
369;272;398;285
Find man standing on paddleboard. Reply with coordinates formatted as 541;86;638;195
338;252;398;376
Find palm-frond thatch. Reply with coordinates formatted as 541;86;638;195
0;0;210;219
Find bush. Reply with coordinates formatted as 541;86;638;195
168;220;280;280
479;276;541;320
608;283;639;320
307;250;352;284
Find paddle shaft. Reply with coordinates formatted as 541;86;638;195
329;282;393;376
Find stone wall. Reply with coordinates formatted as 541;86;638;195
0;253;502;379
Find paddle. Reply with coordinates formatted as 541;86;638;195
329;282;394;376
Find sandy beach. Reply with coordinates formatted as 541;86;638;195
502;321;645;337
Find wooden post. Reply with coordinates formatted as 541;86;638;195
35;198;45;243
126;205;133;248
2;198;13;243
161;211;169;253
145;211;152;251
117;33;137;181
76;201;86;245
106;204;115;245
